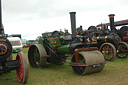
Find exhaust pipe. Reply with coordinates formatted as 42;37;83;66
0;0;4;34
108;14;116;31
69;12;76;41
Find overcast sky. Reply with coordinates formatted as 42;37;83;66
1;0;128;40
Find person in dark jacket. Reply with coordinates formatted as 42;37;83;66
76;25;83;35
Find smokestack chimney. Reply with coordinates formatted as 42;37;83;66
0;0;4;34
69;12;76;41
108;14;116;31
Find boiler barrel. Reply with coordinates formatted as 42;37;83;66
58;45;70;54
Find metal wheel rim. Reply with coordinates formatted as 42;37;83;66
28;44;47;68
100;43;116;61
28;45;40;67
71;54;85;75
32;47;40;66
0;38;12;62
117;42;128;59
16;51;28;84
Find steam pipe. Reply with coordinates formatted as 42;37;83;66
69;12;76;41
108;14;116;31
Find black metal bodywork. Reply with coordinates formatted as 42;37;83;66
85;25;121;49
97;15;128;44
0;34;21;73
85;14;128;60
0;0;20;73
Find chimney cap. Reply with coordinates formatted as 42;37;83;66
69;12;76;14
108;14;115;18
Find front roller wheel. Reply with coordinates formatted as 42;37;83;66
71;54;86;75
28;44;47;68
71;50;105;75
16;51;29;84
117;42;128;59
100;43;116;61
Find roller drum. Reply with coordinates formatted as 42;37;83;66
71;50;105;75
79;51;105;75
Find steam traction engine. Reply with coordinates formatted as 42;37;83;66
85;14;128;61
97;16;128;44
0;0;28;84
28;12;106;75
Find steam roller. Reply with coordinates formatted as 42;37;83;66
28;12;106;75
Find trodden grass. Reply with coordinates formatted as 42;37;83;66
0;48;128;85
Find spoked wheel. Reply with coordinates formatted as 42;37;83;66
16;51;28;84
100;43;116;61
117;42;128;59
71;50;105;75
28;44;47;68
71;54;86;75
0;38;12;62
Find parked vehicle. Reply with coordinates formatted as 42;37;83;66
26;40;34;47
83;14;128;61
0;0;28;83
7;37;23;52
97;17;128;44
22;39;27;48
28;12;105;75
9;34;21;39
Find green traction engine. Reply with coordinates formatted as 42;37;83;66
28;12;106;75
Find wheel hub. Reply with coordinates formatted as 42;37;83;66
0;44;7;55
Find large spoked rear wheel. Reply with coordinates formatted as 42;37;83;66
28;44;47;68
16;51;28;84
117;42;128;59
100;43;116;61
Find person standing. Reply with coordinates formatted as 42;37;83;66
76;25;83;35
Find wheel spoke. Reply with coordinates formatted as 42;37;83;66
16;54;23;82
117;42;128;59
100;43;116;61
16;52;28;84
28;44;47;68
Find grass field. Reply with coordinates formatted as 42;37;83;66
0;48;128;85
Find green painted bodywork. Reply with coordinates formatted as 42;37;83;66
38;37;46;48
58;45;70;54
38;37;43;45
38;34;70;54
49;37;61;47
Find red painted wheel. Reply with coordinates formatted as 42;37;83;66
100;43;116;61
16;51;29;84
